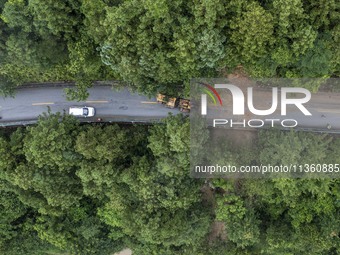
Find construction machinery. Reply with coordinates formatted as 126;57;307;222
156;93;178;109
156;93;191;112
179;99;191;112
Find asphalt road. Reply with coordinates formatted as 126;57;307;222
280;92;340;130
1;85;340;131
0;86;179;123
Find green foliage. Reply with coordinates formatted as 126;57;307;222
98;115;211;251
1;0;33;33
0;113;213;254
216;194;260;248
0;0;340;253
258;129;332;167
330;24;340;76
64;35;113;101
242;178;340;254
0;0;338;98
34;205;120;255
28;0;81;39
212;177;340;254
13;163;83;212
229;2;274;64
148;114;190;176
0;185;54;255
0;190;27;244
97;0;229;95
1;112;340;254
0;0;111;100
23;111;80;171
75;125;128;163
0;65;20;96
75;124;146;198
211;129;340;254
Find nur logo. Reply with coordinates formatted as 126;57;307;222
199;82;223;114
200;83;312;116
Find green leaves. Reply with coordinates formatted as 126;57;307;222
97;115;210;251
1;0;338;98
24;112;80;171
96;0;230;95
258;130;332;167
1;110;340;254
0;0;339;253
229;2;274;64
0;112;209;253
211;129;340;253
215;193;260;248
75;125;128;162
28;0;80;39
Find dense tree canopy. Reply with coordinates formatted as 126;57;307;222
0;113;339;254
0;0;339;97
0;113;213;254
0;0;339;253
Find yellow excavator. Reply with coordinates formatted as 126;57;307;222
178;99;191;112
156;93;178;108
156;93;191;112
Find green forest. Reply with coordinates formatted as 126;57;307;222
0;113;339;254
0;0;339;98
0;0;340;254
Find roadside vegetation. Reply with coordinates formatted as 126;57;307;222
0;0;339;254
0;0;339;98
0;113;339;254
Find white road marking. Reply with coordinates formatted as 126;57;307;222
141;101;157;104
317;109;340;114
86;100;109;103
32;102;54;106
